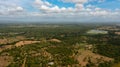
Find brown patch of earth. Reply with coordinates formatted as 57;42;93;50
0;45;13;52
0;55;13;67
15;41;40;47
0;36;25;44
48;39;61;43
0;40;41;52
75;49;113;67
115;32;120;35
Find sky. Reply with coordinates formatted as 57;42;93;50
0;0;120;22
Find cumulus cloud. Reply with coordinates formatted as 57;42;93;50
0;0;24;15
31;0;120;22
61;0;88;4
34;0;52;6
33;0;105;15
0;0;120;22
34;0;75;13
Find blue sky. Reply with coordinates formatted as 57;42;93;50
0;0;120;22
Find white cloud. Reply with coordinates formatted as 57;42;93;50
34;0;52;6
34;0;75;13
0;0;120;22
0;0;24;15
89;0;106;3
30;0;120;22
33;0;103;15
98;0;106;3
61;0;88;4
75;4;84;9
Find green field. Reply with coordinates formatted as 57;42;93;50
0;23;120;67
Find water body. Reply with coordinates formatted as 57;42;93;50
87;30;108;34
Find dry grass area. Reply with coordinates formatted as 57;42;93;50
115;32;120;35
15;41;40;47
0;40;41;52
75;49;113;67
48;39;61;43
0;36;25;44
0;45;13;52
0;55;13;67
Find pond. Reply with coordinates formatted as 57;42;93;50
87;30;108;34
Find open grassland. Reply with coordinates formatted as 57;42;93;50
0;23;120;67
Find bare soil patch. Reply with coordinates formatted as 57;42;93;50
0;40;41;52
0;45;12;52
0;55;13;67
15;41;40;47
75;49;113;67
0;36;25;44
48;39;61;43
